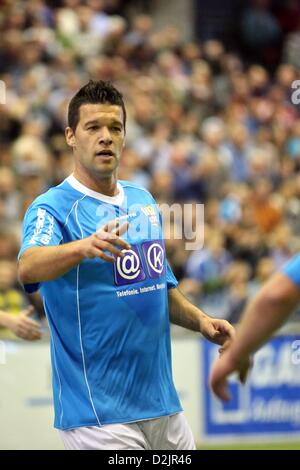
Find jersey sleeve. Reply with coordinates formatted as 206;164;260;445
166;260;178;289
281;253;300;288
18;203;63;293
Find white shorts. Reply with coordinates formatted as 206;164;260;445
59;412;195;450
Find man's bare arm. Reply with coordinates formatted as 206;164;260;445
226;273;300;359
168;287;235;345
210;273;300;401
19;243;85;284
18;222;130;284
168;287;204;331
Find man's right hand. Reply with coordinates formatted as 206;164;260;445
79;220;131;263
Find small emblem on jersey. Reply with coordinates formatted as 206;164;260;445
141;205;159;226
142;240;165;278
114;246;146;286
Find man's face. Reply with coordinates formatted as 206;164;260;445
65;103;125;178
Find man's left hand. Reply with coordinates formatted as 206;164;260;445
200;317;235;346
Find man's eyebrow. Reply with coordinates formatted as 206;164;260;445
84;119;100;127
111;120;123;127
84;119;123;127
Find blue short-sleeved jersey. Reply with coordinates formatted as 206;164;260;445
19;175;182;430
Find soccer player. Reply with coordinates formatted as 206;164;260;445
0;306;42;340
210;253;300;402
18;80;235;450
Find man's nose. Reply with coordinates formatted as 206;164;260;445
99;127;112;145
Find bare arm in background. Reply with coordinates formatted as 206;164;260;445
210;273;300;401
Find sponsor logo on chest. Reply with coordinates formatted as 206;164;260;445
114;240;165;286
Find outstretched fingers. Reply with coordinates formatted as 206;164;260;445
96;220;131;262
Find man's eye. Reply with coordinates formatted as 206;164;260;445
112;127;121;132
88;126;98;131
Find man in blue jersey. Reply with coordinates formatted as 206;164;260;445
18;80;235;450
210;254;300;402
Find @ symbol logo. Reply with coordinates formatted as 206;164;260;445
117;250;141;280
147;243;164;274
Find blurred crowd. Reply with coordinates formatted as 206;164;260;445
0;0;300;328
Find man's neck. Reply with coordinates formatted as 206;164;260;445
73;169;118;197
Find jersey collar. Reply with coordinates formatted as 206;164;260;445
66;174;124;205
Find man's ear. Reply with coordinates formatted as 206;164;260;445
65;127;76;148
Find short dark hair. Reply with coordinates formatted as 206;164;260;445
68;80;126;131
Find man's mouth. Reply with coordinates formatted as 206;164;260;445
95;150;115;157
